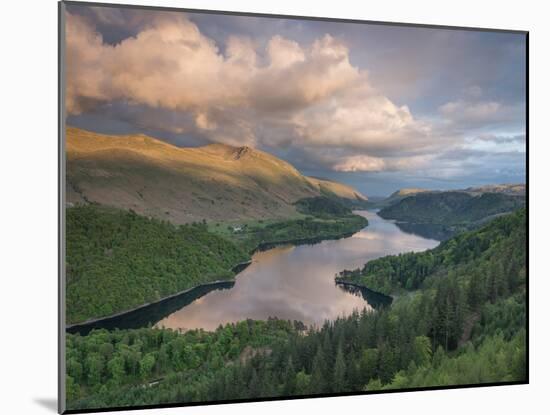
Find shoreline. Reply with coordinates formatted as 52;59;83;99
66;217;369;331
335;280;394;302
250;213;369;254
66;278;239;330
251;230;358;254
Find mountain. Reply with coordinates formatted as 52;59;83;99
378;190;525;239
66;127;367;224
307;176;368;202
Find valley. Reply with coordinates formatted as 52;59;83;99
66;209;526;409
59;9;527;413
64;127;527;411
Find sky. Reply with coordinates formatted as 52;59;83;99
64;4;527;196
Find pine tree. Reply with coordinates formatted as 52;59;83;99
333;344;347;392
310;346;328;393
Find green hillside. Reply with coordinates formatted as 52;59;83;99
66;210;526;410
378;191;525;238
368;188;430;208
66;205;249;324
295;196;353;217
337;208;526;296
67;199;369;324
207;196;367;253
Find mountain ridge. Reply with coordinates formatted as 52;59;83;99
369;184;525;210
66;127;367;224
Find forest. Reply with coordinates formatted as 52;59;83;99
213;196;368;253
295;196;354;217
65;208;526;410
66;205;249;324
337;208;526;295
378;191;525;238
67;198;368;324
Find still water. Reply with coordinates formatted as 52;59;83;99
68;211;438;335
155;211;438;331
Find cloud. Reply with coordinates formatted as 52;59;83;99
65;11;436;165
475;133;525;144
440;100;501;121
438;98;523;129
464;133;526;153
65;9;525;182
267;35;305;69
464;85;483;98
293;87;433;153
333;153;435;172
333;155;386;172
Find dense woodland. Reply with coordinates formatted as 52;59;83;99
216;196;368;253
295;196;354;217
67;199;368;324
378;191;525;238
66;205;249;324
338;208;526;296
66;208;526;410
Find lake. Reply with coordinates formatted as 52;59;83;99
68;211;438;335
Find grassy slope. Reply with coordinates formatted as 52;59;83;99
306;177;368;202
66;127;367;224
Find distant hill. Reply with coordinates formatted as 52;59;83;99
463;183;526;196
378;190;525;239
66;127;367;224
374;184;526;209
370;188;431;208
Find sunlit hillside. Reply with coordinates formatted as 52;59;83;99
66;127;367;224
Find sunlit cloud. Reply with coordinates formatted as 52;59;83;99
65;5;527;194
65;11;436;165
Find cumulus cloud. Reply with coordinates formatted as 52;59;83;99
293;86;432;153
333;155;386;172
333;153;435;173
65;11;438;168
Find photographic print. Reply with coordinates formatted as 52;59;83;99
59;1;527;412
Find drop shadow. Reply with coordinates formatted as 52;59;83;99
34;398;57;413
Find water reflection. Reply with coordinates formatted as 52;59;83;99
154;211;438;331
393;222;453;241
336;283;393;309
67;282;236;336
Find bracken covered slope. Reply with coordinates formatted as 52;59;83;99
66;127;367;223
